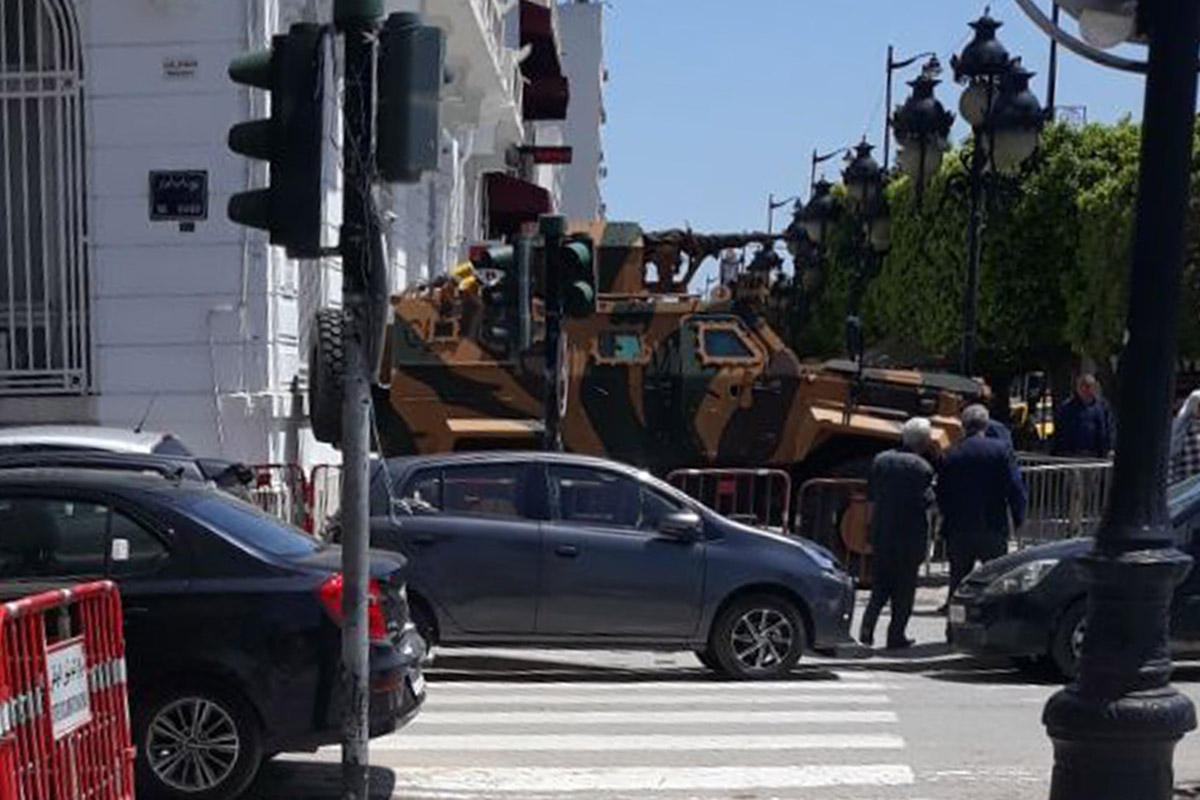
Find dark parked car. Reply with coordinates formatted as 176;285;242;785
0;467;425;800
329;452;855;680
949;472;1200;678
0;425;255;498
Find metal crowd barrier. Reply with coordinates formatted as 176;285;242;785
667;469;791;532
309;463;343;539
250;463;310;530
1016;460;1114;546
0;581;134;800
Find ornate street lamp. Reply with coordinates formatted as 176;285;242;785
891;63;956;194
794;179;839;246
1005;3;1200;800
951;12;1046;377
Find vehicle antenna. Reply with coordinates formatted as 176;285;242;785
134;393;160;433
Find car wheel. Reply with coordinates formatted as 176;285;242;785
694;648;721;671
1051;601;1087;681
135;685;263;800
309;308;345;447
710;595;806;680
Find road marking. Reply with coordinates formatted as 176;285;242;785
368;732;907;752
428;678;886;693
430;692;890;707
414;709;899;726
387;764;915;793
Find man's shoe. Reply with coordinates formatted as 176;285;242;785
886;638;915;650
858;632;874;648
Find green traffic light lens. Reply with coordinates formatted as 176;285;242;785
564;280;595;318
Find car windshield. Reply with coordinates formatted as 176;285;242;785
182;494;322;557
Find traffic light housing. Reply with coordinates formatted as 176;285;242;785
560;237;596;319
227;23;327;258
377;13;447;184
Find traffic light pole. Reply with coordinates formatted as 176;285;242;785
336;3;383;799
541;215;565;452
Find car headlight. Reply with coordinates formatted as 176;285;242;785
982;559;1059;597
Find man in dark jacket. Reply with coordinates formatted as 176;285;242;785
1052;375;1115;458
859;418;936;649
939;404;1029;599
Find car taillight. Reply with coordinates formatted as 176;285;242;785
318;573;389;642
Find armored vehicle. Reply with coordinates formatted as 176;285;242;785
309;220;985;489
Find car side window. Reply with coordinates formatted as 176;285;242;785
405;465;526;520
108;509;168;577
550;466;640;529
0;498;167;579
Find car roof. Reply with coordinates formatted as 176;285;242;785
0;425;175;454
377;450;647;477
0;466;202;497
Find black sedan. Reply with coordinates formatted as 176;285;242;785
949;472;1200;678
0;467;425;800
329;451;855;680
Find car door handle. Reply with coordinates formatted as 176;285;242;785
555;544;580;558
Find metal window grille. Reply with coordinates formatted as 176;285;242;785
0;0;89;395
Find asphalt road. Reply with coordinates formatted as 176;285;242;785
259;591;1200;800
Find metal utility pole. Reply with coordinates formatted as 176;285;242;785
541;214;566;451
334;1;383;798
1043;1;1200;796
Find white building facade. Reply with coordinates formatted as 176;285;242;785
0;0;596;469
556;0;606;221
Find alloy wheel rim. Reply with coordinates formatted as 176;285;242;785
147;697;240;792
731;608;794;672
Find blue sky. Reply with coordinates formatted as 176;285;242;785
600;0;1148;237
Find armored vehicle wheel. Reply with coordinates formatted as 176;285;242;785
309;308;345;446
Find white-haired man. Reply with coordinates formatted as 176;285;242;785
859;416;937;649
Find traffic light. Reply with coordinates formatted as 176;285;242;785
377;13;447;184
559;237;596;319
227;23;327;258
469;245;519;352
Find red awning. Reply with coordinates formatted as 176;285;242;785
519;0;570;121
485;173;551;240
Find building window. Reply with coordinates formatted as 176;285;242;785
0;0;89;395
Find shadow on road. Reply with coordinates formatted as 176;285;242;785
251;761;396;800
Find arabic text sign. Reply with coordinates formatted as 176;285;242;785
149;170;209;221
47;638;92;740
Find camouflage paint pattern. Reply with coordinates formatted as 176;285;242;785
374;220;986;473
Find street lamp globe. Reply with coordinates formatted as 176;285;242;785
1055;0;1140;48
868;208;892;253
892;70;955;187
796;179;838;245
842;141;883;209
989;61;1046;172
953;14;1014;128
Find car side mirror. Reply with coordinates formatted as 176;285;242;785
658;510;702;540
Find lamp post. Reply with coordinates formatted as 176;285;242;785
1008;2;1200;799
840;141;890;362
891;60;955;198
951;13;1046;377
884;47;942;172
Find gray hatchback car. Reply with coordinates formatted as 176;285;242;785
331;452;854;679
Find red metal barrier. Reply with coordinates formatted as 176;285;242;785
667;468;792;531
250;463;310;531
309;463;343;539
0;581;134;800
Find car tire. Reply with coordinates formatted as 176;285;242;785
134;683;263;800
1050;600;1087;681
710;594;806;680
309;308;345;446
694;648;721;671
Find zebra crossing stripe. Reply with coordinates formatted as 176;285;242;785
368;732;907;752
428;678;885;694
430;692;890;707
387;764;916;793
413;709;898;726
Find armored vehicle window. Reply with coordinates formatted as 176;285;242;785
703;328;754;359
598;332;644;363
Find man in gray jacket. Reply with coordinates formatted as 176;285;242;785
859;417;937;649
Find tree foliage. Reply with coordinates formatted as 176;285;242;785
788;118;1200;389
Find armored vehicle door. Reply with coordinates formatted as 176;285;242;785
678;315;766;464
